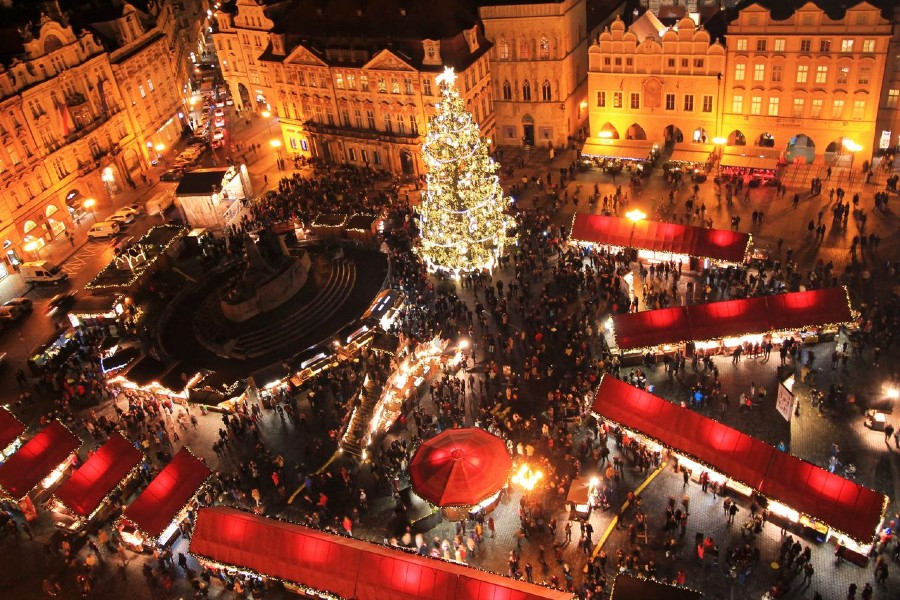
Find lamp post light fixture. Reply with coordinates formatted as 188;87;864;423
625;208;646;251
261;109;274;137
271;139;282;169
83;198;97;224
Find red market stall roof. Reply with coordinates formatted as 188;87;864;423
570;213;751;264
190;507;574;600
0;407;25;451
53;433;143;517
0;421;81;500
611;288;853;352
122;448;211;541
611;574;702;600
409;428;512;507
592;376;887;544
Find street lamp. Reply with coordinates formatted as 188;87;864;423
83;198;97;224
261;109;273;137
712;136;727;161
270;139;282;169
626;208;646;251
841;139;862;172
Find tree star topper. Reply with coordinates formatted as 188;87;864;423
435;66;457;87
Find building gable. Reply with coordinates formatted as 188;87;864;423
363;49;416;72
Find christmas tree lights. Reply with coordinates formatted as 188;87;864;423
417;67;513;274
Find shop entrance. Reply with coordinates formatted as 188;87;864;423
625;123;647;140
522;114;535;147
400;151;414;175
664;125;683;146
786;134;815;164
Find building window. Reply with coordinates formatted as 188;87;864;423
604;57;611;66
796;65;808;83
346;74;356;89
353;108;363;128
539;36;550;60
767;97;779;116
683;94;694;111
613;92;622;108
862;39;875;53
840;39;854;53
422;78;431;96
753;64;765;81
335;73;344;89
702;95;713;112
626;57;633;66
366;110;375;129
630;92;640;109
810;98;823;118
348;148;356;162
837;67;849;85
857;66;871;85
756;39;767;52
147;78;154;92
734;64;745;81
774;39;785;52
373;151;381;165
694;59;704;68
361;75;369;91
341;109;351;127
615;57;622;66
851;100;865;120
832;99;844;119
819;39;831;53
409;115;418;134
772;64;783;82
384;113;392;132
736;38;747;51
519;38;530;60
596;91;606;107
665;93;675;110
499;37;509;60
667;58;675;68
681;59;689;68
542;80;552;101
887;89;900;109
139;85;146;98
391;78;400;94
800;39;812;52
815;65;828;84
503;80;512;100
377;77;387;93
397;117;406;134
793;98;805;117
750;96;761;115
522;80;531;101
404;78;413;94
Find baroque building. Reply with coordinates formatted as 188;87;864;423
0;0;186;274
875;2;900;155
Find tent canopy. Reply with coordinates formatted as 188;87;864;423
611;288;853;351
0;421;81;500
53;434;143;517
0;407;25;451
570;213;751;264
720;154;779;171
190;507;573;600
122;448;211;541
409;428;512;507
669;148;713;164
611;574;702;600
592;377;886;544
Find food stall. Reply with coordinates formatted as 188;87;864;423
0;421;82;520
51;433;143;534
27;328;81;375
864;386;897;432
566;476;602;520
362;289;404;331
579;139;659;177
665;144;714;182
345;214;380;245
310;214;348;239
0;408;25;462
570;213;752;270
593;376;888;559
119;448;211;551
288;345;337;390
606;287;854;361
719;151;782;187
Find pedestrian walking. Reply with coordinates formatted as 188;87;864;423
488;517;495;538
885;422;895;445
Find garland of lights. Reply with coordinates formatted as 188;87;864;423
592;374;887;545
417;67;514;275
86;225;187;291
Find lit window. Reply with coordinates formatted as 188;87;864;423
815;65;828;84
734;64;746;81
772;64;783;82
774;39;785;52
539;36;550;60
837;67;849;85
840;39;854;53
862;39;875;53
335;73;344;89
391;78;400;94
810;99;823;118
796;65;808;83
612;91;622;108
767;97;779;116
736;39;747;51
377;77;386;93
887;89;900;109
793;98;805;117
851;100;865;120
857;66;871;85
832;99;844;119
750;96;761;115
753;64;765;81
499;37;509;60
147;78;154;92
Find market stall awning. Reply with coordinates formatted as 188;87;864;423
409;428;512;507
593;377;775;489
720;153;779;170
592;377;887;544
570;213;751;263
53;433;143;517
0;421;81;500
190;507;574;600
669;148;713;164
760;453;887;544
580;140;656;160
0;407;25;451
122;448;211;541
611;574;702;600
611;288;853;352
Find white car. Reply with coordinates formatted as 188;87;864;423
212;129;225;140
110;208;137;224
214;116;225;128
214;108;225;118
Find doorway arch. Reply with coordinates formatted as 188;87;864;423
522;114;535;146
237;83;251;109
825;137;856;167
757;132;775;147
692;127;708;143
727;130;747;146
625;123;647;140
786;134;815;164
664;125;683;145
598;122;619;140
400;150;414;175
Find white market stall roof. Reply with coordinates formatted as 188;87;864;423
720;153;780;171
581;139;657;161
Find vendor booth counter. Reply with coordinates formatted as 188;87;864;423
719;151;782;187
592;376;888;556
0;407;25;462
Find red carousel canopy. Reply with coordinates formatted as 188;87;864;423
190;507;573;600
122;448;211;541
570;213;751;264
0;421;81;500
611;288;853;351
0;407;25;451
592;376;886;544
54;433;143;517
409;428;512;507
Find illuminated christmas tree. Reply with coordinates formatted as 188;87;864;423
417;67;513;275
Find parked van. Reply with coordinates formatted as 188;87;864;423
87;221;121;239
20;261;68;285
